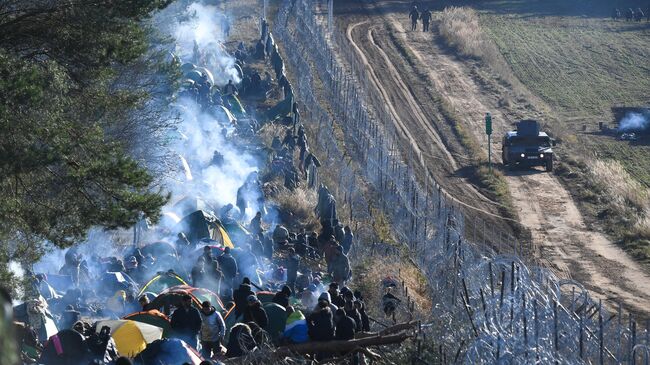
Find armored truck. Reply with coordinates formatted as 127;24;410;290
502;120;555;172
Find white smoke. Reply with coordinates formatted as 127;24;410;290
33;1;262;280
618;112;649;132
170;2;240;86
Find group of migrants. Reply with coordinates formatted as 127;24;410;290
408;5;432;32
612;7;648;21
7;13;402;365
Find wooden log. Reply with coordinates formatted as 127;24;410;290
273;332;412;357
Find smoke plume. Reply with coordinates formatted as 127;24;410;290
618;112;650;132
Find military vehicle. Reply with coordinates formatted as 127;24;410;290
502;120;555;172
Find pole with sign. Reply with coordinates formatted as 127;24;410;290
485;112;493;172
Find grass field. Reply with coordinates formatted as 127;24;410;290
482;15;650;116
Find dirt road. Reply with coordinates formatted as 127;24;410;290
340;4;650;319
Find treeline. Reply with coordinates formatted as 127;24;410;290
0;0;177;292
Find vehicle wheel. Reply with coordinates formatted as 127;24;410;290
546;160;553;172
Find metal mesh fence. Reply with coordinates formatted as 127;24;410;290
271;0;650;363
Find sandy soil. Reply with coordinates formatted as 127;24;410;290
337;1;650;320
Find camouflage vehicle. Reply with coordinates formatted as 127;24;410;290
502;120;556;172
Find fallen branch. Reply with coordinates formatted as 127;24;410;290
355;320;418;339
274;332;412;357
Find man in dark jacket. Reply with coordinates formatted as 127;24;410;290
342;226;354;254
171;295;202;348
334;309;356;340
272;285;292;308
250;211;263;236
233;278;255;316
217;247;238;295
243;295;269;330
421;8;432;32
328;282;346;308
286;248;300;294
307;302;334;341
409;6;420;31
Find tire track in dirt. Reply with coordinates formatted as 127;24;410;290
348;6;650;319
347;21;514;220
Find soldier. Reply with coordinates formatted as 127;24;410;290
634;8;645;22
421;8;432;32
626;8;634;21
409;6;420;31
612;8;621;20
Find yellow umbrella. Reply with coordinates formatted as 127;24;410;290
96;320;163;357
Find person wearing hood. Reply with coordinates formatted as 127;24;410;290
301;284;319;310
199;300;226;359
307;301;334;342
274;285;292;306
334;309;356;340
327;282;346;308
171;295;202;348
243;295;268;330
282;306;309;344
233;277;255;317
314;291;338;313
226;323;256;358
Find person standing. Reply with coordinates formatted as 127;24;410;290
409;6;420;31
342;226;354;254
199;301;226;359
171;295;202;348
421;8;432;32
217;247;238;296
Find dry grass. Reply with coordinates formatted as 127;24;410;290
269;186;319;231
438;7;515;86
588;160;649;214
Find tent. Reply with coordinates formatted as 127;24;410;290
140;241;177;258
123;310;172;338
158;285;226;313
213;105;237;125
134;338;203;365
96;320;163;357
175;210;234;248
138;272;187;297
224;94;246;116
221;221;251;246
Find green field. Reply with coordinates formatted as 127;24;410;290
483;15;650;116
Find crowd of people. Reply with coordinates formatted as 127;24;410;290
8;13;388;365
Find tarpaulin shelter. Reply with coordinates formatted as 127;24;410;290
175;210;234;248
96;320;163;357
13;299;58;343
39;329;88;365
37;274;73;294
100;272;139;296
123;310;172;338
140;241;177;258
133;338;203;365
138;272;187;297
